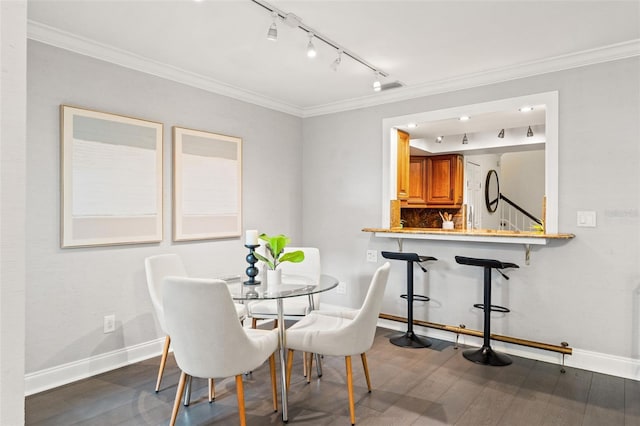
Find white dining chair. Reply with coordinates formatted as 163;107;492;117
144;253;247;393
163;276;279;426
285;262;391;426
248;247;321;328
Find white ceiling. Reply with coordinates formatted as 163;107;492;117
27;1;640;117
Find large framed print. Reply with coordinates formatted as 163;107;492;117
61;105;163;247
173;127;242;241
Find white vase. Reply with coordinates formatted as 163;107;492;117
266;269;282;290
442;221;454;230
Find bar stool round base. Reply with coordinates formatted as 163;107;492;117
390;331;432;348
463;346;512;366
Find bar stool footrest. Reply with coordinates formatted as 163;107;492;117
463;346;512;366
472;303;510;313
400;294;430;302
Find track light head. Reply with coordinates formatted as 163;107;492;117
462;133;468;144
436;136;443;143
307;33;317;58
527;126;534;137
330;50;342;71
498;129;505;138
267;12;278;41
373;71;381;92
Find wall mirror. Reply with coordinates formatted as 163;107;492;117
485;170;500;213
381;91;558;233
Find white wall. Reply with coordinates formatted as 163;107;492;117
1;1;27;422
501;149;545;219
303;58;640;374
26;41;303;375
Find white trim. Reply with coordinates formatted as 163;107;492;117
26;20;302;117
378;319;640;381
26;19;640;118
24;337;166;396
24;324;640;396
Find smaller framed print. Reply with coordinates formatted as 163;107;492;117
60;105;163;248
173;126;242;241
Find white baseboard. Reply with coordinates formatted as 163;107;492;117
25;322;640;396
377;319;640;381
24;337;166;396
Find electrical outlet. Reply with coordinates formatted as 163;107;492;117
336;281;347;295
103;314;115;333
366;250;378;262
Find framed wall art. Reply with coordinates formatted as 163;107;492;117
172;127;242;241
60;105;163;247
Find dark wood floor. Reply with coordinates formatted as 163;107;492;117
26;328;640;425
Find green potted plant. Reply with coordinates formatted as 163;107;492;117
254;233;305;286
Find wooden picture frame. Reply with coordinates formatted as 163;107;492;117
172;126;242;241
60;105;163;247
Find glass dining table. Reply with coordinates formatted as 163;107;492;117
226;273;339;422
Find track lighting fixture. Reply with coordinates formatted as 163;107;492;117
436;136;443;143
330;50;342;71
266;12;278;41
462;133;468;144
373;72;381;92
307;33;317;58
498;129;505;138
251;0;391;90
527;126;534;137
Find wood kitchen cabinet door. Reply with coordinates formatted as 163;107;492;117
397;130;410;200
407;157;427;206
426;154;463;206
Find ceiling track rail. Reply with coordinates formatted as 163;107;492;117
250;0;389;77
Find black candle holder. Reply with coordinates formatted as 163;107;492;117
244;244;261;285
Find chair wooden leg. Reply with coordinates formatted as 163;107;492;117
269;353;278;412
286;349;295;389
208;378;216;402
303;352;307;377
170;371;187;426
345;356;356;425
360;353;372;392
235;375;246;426
155;335;171;392
306;352;313;384
251;318;257;329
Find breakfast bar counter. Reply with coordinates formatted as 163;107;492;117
362;227;574;246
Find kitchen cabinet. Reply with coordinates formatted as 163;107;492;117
396;130;410;201
406;157;428;206
426;154;464;207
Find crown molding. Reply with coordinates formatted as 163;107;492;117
302;39;640;117
28;20;639;119
27;20;304;117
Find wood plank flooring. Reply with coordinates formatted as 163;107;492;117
26;328;640;425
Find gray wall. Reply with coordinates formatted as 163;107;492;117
24;40;640;380
26;41;303;373
303;57;640;360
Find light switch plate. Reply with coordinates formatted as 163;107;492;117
577;211;596;227
366;250;378;262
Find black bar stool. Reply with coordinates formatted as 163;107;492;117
455;256;519;366
381;251;437;348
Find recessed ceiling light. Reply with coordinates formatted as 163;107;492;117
519;106;534;112
407;123;417;129
459;116;470;121
436;136;443;143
